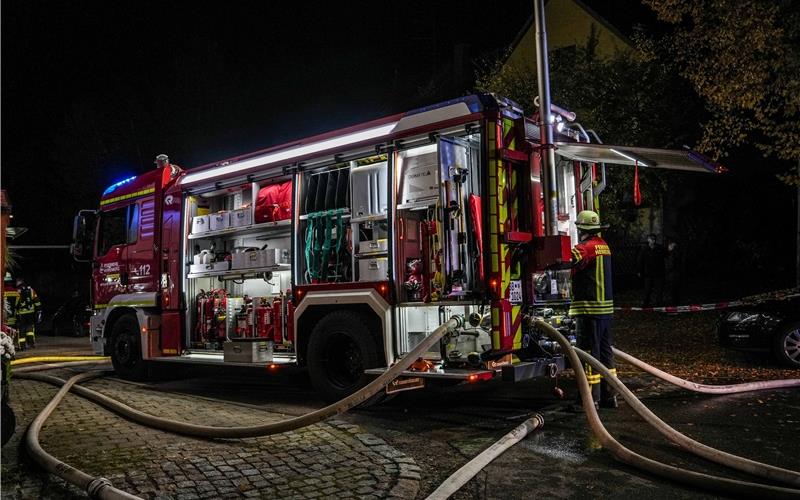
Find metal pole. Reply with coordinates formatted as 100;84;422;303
534;0;559;236
796;159;799;286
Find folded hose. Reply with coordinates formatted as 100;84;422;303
16;316;464;439
25;370;142;500
535;320;800;499
614;347;800;393
425;415;544;500
577;347;800;488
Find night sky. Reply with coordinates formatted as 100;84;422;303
4;1;543;244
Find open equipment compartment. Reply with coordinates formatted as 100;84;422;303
184;176;294;355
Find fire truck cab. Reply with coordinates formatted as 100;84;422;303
72;94;720;401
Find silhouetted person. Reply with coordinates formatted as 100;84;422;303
638;234;666;308
664;237;686;306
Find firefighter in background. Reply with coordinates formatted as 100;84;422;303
15;278;40;349
568;210;617;411
2;273;23;350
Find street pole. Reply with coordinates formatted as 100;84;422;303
534;0;559;236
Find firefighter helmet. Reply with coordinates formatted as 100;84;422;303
575;210;607;231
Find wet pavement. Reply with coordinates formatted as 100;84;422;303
2;332;799;499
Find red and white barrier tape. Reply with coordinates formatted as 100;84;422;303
614;301;744;313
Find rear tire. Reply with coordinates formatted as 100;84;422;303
306;311;382;402
110;314;148;380
773;322;800;368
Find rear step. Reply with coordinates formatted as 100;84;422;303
154;351;297;368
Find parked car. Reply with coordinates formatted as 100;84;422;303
717;289;800;368
48;295;91;337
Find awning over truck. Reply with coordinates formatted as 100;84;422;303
554;142;726;174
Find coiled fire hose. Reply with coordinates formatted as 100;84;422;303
535;320;800;499
24;369;141;500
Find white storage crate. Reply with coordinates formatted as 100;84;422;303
358;257;388;281
191;215;210;234
231;208;252;228
189;263;213;274
209;212;230;231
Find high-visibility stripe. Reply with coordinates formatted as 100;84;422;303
572;248;581;261
598;255;605;301
100;186;155;206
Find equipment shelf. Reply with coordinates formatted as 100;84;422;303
188;219;291;240
187;263;290;279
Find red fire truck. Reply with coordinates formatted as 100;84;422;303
71;94;720;401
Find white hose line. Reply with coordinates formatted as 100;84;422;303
577;347;800;488
14;359;111;373
25;370;142;500
535;320;800;499
16;316;464;439
425;414;544;500
614;348;800;393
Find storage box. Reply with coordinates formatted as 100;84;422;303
192;215;210;234
209;212;230;231
358;239;388;254
245;249;262;268
223;339;273;363
232;250;256;269
189;263;214;274
213;261;230;272
351;162;388;218
358;257;388;281
231;208;252;228
399;148;439;205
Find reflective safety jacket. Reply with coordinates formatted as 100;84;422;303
568;235;614;318
16;286;41;316
3;286;20;325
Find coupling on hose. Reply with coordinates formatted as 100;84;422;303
86;477;113;498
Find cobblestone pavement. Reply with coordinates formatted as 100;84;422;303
1;368;420;499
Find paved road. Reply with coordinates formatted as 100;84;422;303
2;335;799;499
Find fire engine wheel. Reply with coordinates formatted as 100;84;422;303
773;322;800;368
109;314;148;381
307;311;382;403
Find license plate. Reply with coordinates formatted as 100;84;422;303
386;377;425;394
509;280;523;303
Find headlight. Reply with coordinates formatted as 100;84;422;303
726;312;760;323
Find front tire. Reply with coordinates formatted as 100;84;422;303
774;322;800;368
306;311;382;402
110;314;148;380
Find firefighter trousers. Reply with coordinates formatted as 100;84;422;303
576;316;616;403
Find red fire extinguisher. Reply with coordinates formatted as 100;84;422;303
255;299;272;339
272;296;282;343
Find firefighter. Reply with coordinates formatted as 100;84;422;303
15;278;41;348
2;273;23;350
567;210;617;411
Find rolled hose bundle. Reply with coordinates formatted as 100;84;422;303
534;320;800;499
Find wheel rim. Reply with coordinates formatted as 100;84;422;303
783;328;800;364
115;334;134;366
320;332;364;390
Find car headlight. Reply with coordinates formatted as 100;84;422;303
726;312;760;323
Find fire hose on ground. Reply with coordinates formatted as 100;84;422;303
13;315;800;499
13;316;465;498
535;320;800;499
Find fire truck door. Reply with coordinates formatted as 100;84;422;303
126;198;158;293
93;205;131;306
